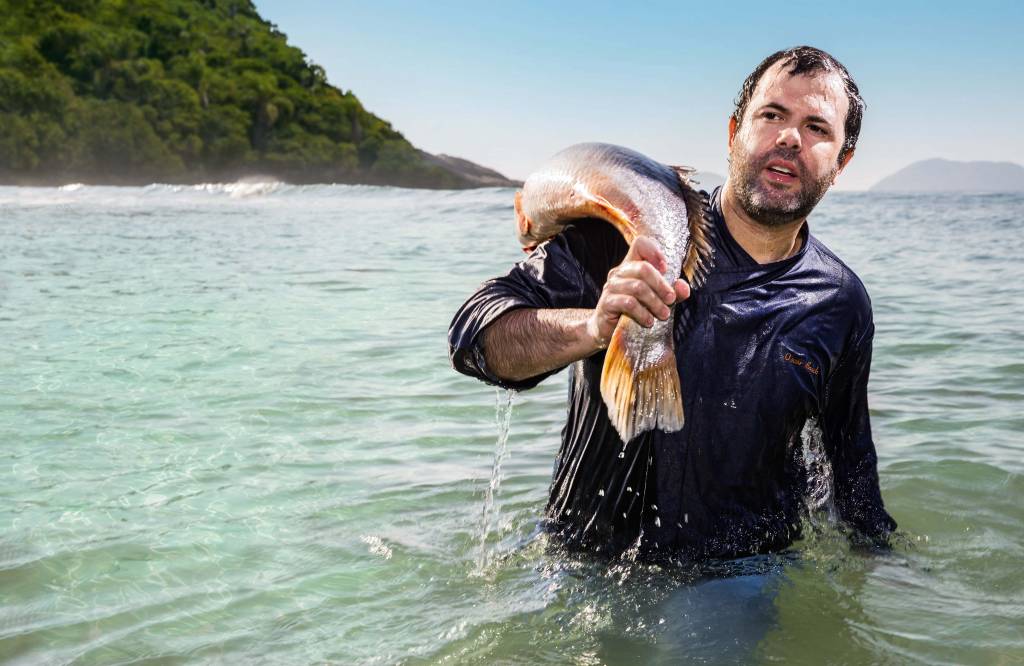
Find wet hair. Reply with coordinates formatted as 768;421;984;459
732;46;865;165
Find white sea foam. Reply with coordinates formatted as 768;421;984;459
360;535;393;560
191;181;290;198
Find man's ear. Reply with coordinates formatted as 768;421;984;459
728;116;738;151
833;149;855;183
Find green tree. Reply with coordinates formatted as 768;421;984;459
0;0;485;187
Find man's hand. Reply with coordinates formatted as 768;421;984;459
480;237;691;383
586;236;691;348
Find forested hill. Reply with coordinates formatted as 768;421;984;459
0;0;516;188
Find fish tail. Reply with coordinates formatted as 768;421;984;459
600;322;684;443
671;166;714;288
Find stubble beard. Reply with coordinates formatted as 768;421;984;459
730;144;838;228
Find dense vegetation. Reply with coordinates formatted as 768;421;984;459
0;0;468;186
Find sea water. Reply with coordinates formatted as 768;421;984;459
1;184;1022;664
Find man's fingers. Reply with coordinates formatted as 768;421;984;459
607;276;671;320
625;236;667;273
599;238;690;333
605;294;657;327
673;279;691;303
614;261;675;305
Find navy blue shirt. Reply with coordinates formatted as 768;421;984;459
449;188;896;561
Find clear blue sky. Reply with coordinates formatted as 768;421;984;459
253;0;1023;190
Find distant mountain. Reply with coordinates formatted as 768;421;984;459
418;151;521;188
692;171;726;191
871;159;1024;192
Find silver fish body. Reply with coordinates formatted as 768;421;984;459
514;143;712;441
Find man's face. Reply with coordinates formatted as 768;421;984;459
728;60;852;227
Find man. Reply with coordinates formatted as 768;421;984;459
449;46;896;561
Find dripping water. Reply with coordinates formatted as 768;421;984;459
618;444;654;567
800;417;838;522
474;388;515;572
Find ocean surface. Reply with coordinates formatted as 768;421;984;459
1;183;1021;665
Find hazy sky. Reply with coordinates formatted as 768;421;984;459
253;1;1023;190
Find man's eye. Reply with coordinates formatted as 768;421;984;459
763;111;780;120
809;125;829;136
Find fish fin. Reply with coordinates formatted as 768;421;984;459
576;186;638;243
670;164;697;179
672;167;715;288
600;321;684;443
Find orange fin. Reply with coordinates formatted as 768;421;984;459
577;187;637;243
600;321;684;443
514;183;637;248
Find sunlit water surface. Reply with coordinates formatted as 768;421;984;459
1;184;1021;664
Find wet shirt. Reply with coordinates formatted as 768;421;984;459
448;187;897;561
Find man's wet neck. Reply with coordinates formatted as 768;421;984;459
721;185;805;264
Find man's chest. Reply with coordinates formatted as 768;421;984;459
675;283;843;420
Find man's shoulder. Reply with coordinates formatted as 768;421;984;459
804;233;872;314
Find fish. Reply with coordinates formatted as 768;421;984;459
514;142;713;442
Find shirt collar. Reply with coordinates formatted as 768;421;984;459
707;186;810;269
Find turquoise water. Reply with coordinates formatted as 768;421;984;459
1;184;1021;664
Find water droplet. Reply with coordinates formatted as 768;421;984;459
684;513;689;524
475;389;515;572
654;516;661;527
597;489;605;496
651;504;658;511
618;451;625;459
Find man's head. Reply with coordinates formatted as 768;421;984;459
726;46;864;227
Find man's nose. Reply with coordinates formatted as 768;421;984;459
776;126;801;150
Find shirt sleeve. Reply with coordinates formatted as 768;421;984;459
447;221;626;391
820;322;899;543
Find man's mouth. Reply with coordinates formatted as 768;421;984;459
764;160;799;184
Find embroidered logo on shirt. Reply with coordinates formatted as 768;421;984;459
784;352;820;376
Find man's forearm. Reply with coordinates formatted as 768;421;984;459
481;308;602;383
